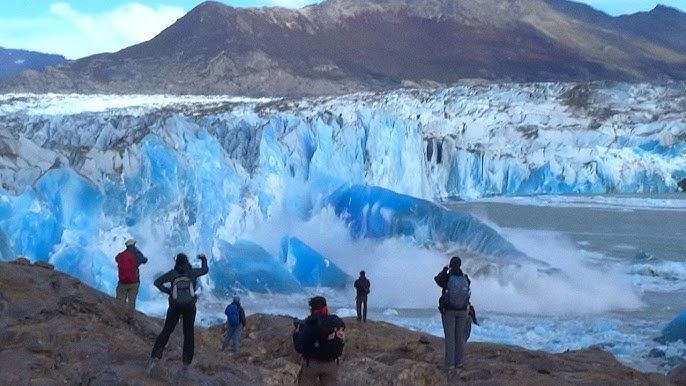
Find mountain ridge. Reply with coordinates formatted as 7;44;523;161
1;0;685;96
0;47;67;79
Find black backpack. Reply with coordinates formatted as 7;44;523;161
171;276;195;306
445;275;470;310
297;315;345;361
356;278;370;295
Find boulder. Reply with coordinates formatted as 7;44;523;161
33;261;55;270
11;256;31;265
670;362;686;385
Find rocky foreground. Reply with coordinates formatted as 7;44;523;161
0;261;678;385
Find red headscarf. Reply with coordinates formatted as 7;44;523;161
311;306;329;317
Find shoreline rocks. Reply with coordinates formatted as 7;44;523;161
0;262;673;385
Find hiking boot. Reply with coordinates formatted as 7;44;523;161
145;358;159;376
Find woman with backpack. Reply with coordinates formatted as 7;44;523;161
147;253;208;374
434;256;471;370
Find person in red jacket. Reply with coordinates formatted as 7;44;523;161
115;239;148;320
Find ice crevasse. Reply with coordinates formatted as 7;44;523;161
0;82;684;299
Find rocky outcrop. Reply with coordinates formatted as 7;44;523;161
670;363;686;385
0;262;672;385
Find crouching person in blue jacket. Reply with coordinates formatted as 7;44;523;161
222;296;246;354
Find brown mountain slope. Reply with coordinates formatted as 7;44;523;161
1;0;685;96
615;5;686;53
0;260;674;385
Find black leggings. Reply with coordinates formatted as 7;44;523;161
151;302;197;364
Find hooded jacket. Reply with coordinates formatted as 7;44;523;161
225;298;247;327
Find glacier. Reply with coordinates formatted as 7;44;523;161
327;184;525;259
280;236;349;288
659;310;686;344
0;82;685;303
211;240;302;294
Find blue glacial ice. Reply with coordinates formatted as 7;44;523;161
0;83;684;302
211;240;302;294
0;188;60;262
327;184;525;259
280;236;349;288
658;310;686;344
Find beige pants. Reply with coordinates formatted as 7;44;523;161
116;282;139;316
297;359;339;385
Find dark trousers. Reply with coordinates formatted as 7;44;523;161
298;359;338;385
151;302;197;364
441;309;470;368
356;296;368;322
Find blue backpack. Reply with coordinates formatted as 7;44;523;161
226;303;240;327
446;275;470;310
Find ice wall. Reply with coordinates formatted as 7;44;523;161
2;83;685;201
0;83;684;299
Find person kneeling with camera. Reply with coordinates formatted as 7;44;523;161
292;296;345;385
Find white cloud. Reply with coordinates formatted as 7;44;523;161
0;2;185;59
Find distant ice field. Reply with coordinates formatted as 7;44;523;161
0;93;276;115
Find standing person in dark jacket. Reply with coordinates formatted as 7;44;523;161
435;256;471;370
222;296;247;353
354;271;370;322
147;253;208;375
293;296;345;385
115;239;148;321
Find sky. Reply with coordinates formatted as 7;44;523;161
1;0;684;59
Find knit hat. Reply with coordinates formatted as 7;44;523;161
308;296;327;310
